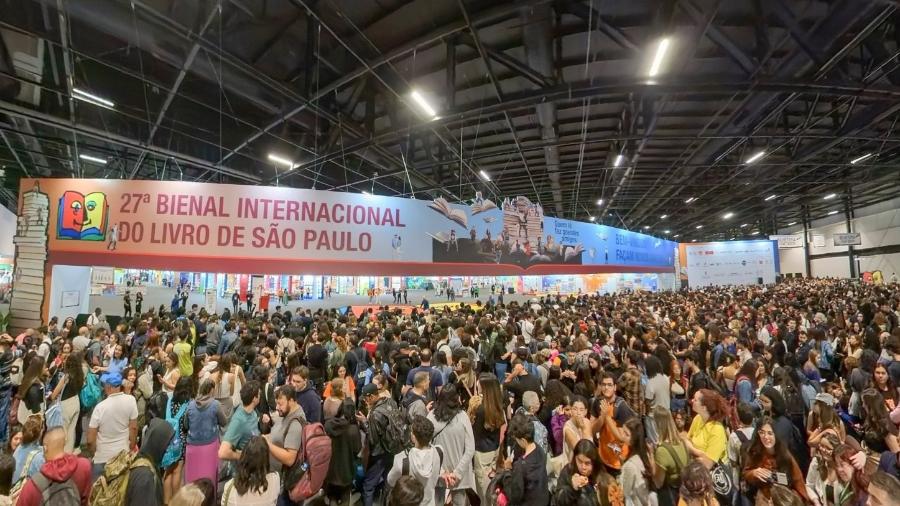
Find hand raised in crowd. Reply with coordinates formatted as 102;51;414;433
571;473;589;490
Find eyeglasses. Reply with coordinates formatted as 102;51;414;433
601;383;615;387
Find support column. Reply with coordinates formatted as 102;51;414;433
802;206;811;278
845;194;857;279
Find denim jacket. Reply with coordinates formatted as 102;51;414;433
185;396;225;445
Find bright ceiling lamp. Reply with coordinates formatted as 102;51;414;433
79;154;107;164
685;197;696;204
764;194;777;201
828;210;838;215
695;225;703;229
410;89;438;119
73;88;115;109
850;153;873;165
660;214;668;219
744;150;766;164
589;216;596;222
613;154;624;167
362;190;371;195
596;199;604;205
663;229;670;234
740;223;748;228
787;221;797;226
643;225;650;230
673;234;680;238
268;153;296;169
648;38;670;77
722;212;734;219
479;170;491;181
823;193;836;200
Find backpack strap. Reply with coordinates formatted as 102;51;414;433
436;446;444;469
223;480;235;505
22;448;40;477
402;451;410;476
659;444;684;485
31;471;51;494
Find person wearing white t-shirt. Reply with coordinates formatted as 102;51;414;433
86;308;102;328
86;371;138;481
520;315;535;344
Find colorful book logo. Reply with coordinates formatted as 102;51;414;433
57;190;108;240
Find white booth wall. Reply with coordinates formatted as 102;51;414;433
778;197;900;279
48;265;92;322
0;206;16;257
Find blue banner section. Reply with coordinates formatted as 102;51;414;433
542;218;678;268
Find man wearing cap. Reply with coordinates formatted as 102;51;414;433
357;382;398;506
86;371;138;480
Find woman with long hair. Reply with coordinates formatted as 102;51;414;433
323;377;346;420
620;418;654;506
48;352;84;453
222;436;280;505
741;417;809;503
184;378;226;487
652;406;689;506
860;388;900;454
324;398;362;505
552;439;603;506
426;384;476;505
573;364;597;401
682;389;728;469
679;460;719;506
807;396;846;446
0;453;14;504
213;353;238;418
805;433;841;506
17;356;47;423
472;375;506;502
158;351;181;396
733;359;759;407
670;358;688;412
324;364;356;402
872;363;898;411
448;357;477;408
562;396;594;464
163;377;193;505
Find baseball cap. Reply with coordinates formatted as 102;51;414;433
815;392;835;406
101;372;123;387
361;383;380;397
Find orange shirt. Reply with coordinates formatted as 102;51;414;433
597;400;630;469
323;376;356;399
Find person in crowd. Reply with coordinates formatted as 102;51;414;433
264;385;305;505
125;417;175;506
324;398;362;505
17;356;47;422
620;418;654;506
388;475;425;506
213;353;242;418
184;378;227;486
290;366;322;424
357;381;398;506
867;471;900;506
759;385;811;473
652;405;689;506
15;427;92;506
678;460;719;506
11;415;44;485
427;383;476;505
500;411;550;506
218;381;261;473
386;414;443;506
159;351;181;397
472;374;506;501
553;439;604;506
405;348;444;400
681;389;728;469
592;371;634;472
741;417;809;504
562;396;594;463
163;377;193;504
87;371;138;480
0;453;13;506
401;371;430;422
222;436;280;505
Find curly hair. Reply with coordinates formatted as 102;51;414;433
696;389;728;422
234;437;271;496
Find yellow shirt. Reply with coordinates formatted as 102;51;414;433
687;414;727;463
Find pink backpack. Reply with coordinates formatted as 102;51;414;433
288;422;333;502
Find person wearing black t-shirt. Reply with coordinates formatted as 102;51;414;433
504;359;543;411
500;412;549;506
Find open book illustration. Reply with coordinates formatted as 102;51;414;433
428;198;468;228
563;244;585;262
57;190;109;240
426;231;451;243
471;199;497;215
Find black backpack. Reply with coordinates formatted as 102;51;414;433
782;384;807;427
31;472;80;506
374;400;411;454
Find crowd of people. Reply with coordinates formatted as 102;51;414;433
0;277;897;506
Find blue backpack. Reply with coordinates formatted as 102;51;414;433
80;371;102;409
161;396;189;469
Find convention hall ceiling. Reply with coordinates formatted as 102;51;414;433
1;0;899;242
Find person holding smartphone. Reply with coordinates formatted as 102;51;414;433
740;417;809;504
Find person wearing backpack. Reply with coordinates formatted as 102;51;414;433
401;371;430;422
15;427;91;506
358;382;404;506
386;415;444;506
650;406;688;506
86;372;137;481
728;402;756;499
427;384;476;506
262;385;304;506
